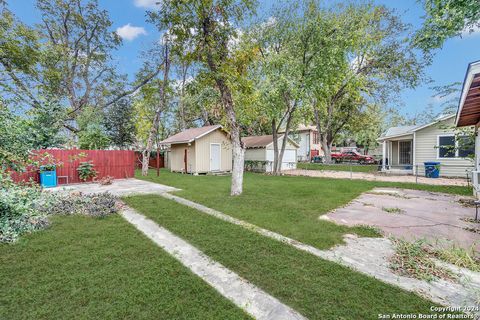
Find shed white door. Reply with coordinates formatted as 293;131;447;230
210;144;221;171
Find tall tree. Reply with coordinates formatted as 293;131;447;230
309;4;422;163
1;0;161;136
149;0;257;195
104;98;135;148
140;38;171;176
415;0;480;51
250;3;333;174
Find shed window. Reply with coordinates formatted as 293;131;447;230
438;136;455;158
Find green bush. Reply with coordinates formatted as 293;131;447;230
77;161;97;181
0;182;50;243
0;172;119;243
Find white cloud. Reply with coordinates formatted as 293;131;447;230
461;24;480;38
116;24;147;41
133;0;160;8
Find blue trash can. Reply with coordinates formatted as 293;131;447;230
424;162;440;178
40;165;57;188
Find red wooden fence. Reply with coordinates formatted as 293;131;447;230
134;152;164;169
11;149;135;185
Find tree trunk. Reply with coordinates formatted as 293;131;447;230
320;136;332;163
141;42;170;176
230;127;245;196
272;119;279;174
276;111;293;174
220;85;244;196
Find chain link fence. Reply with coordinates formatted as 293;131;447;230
296;161;474;186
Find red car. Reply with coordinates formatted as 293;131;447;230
330;151;376;164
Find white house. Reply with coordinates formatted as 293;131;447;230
456;60;480;194
378;114;474;177
281;125;322;161
242;134;299;172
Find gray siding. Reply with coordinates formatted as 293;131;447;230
414;117;473;177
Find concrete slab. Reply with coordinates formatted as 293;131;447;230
49;178;180;196
325;188;480;251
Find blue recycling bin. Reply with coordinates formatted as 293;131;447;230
39;166;57;188
424;162;440;178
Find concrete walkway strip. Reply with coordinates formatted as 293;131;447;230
120;207;306;320
160;192;480;309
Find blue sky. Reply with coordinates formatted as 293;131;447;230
8;0;480;116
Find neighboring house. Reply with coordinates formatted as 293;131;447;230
456;60;480;194
242;134;299;172
378;114;474;177
281;125;322;161
160;125;232;174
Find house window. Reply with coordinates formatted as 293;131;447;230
313;132;319;144
438;135;474;158
458;136;475;158
438;136;455;158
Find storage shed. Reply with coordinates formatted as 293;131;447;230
160;125;232;174
243;135;299;172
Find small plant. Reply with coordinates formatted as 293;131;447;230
461;217;480;224
432;244;480;272
77;161;97;181
382;207;404;214
464;226;480;234
97;176;114;186
389;239;454;282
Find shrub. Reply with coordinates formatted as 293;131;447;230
77;161;97;181
0;181;50;243
0;170;119;243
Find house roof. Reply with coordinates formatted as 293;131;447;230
242;134;299;149
381;125;418;139
279;124;317;133
456;60;480;127
378;114;455;141
160;125;223;145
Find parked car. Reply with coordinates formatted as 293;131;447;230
330;151;376;164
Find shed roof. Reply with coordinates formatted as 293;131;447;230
242;134;299;149
160;125;223;145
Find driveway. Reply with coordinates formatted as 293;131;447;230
50;178;179;196
284;169;469;186
322;188;480;250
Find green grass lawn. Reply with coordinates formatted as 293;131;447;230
0;215;249;320
124;195;440;319
136;169;471;249
297;162;378;172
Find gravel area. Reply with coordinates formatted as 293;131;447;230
284;169;469;186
